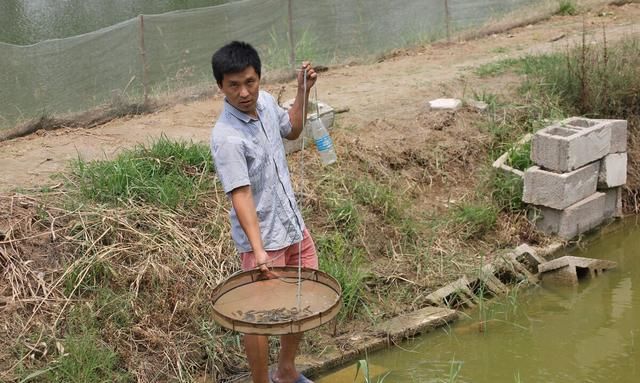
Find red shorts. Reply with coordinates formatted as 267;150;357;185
240;229;318;271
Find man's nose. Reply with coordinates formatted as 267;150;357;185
239;86;249;98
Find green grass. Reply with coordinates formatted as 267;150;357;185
355;359;391;383
491;172;526;213
524;36;640;119
505;141;532;171
64;257;115;297
69;136;213;208
476;54;565;79
557;1;577;16
353;178;403;224
264;26;320;70
326;193;361;238
475;58;519;77
451;203;497;239
20;329;129;383
317;232;367;320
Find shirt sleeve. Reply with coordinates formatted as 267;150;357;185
211;135;250;194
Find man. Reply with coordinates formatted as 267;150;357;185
210;41;317;383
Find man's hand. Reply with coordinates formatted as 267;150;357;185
297;61;317;93
254;249;279;280
254;248;270;273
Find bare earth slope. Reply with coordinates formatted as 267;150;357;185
1;3;639;191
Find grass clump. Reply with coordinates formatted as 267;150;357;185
475;58;519;77
491;172;526;213
557;1;578;16
317;232;367;320
505;141;532;171
20;332;129;383
69;136;213;208
353;178;403;223
527;36;640;119
451;203;498;239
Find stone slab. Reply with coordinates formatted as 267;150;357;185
598;153;627;188
531;117;611;172
427;98;462;111
534;192;606;239
604;187;623;219
523;162;599;210
375;306;458;339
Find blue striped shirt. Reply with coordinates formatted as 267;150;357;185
210;91;305;253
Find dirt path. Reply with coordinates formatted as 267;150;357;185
1;3;638;192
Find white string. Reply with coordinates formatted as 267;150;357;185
296;68;307;311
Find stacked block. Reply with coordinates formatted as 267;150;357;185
524;118;627;239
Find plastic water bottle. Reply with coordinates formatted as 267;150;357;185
309;116;337;166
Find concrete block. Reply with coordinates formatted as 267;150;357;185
512;244;546;274
531;117;611;172
598;153;627;188
523;162;599;210
604;187;623;219
538;256;616;286
425;276;477;308
534;192;606;239
428;98;462;111
605;119;628;153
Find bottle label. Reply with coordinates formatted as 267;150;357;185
315;134;333;151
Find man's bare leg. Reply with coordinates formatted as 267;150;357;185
272;333;305;383
244;334;270;383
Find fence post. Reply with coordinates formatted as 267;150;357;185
444;0;451;43
138;14;149;104
288;0;296;74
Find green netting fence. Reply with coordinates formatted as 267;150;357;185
0;0;612;130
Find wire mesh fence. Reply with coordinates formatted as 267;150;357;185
0;0;612;131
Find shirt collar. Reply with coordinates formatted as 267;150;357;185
224;96;265;123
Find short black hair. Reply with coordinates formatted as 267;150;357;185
211;41;261;86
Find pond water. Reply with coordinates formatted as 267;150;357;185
0;0;232;45
319;217;640;382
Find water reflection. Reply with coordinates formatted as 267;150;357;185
319;218;640;382
0;0;231;45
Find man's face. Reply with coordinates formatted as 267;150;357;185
219;66;260;116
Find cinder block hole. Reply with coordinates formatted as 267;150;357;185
547;127;578;137
576;267;591;281
442;292;469;310
516;253;540;274
566;118;597;128
469;280;494;299
495;269;519;285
